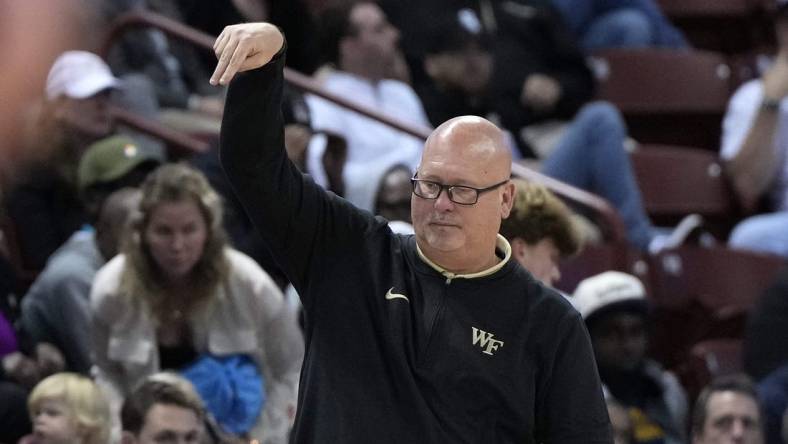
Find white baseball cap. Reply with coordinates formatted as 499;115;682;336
572;271;647;321
45;51;120;101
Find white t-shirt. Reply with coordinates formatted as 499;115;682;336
720;79;788;210
306;70;430;211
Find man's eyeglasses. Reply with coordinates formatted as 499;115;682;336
410;175;509;205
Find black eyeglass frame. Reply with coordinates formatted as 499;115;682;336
410;174;510;205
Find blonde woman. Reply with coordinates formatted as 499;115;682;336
26;372;110;444
90;163;303;443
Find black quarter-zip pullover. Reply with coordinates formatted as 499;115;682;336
220;43;611;444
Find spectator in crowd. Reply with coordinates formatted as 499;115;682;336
5;51;120;270
498;179;581;287
21;136;156;374
416;12;700;253
24;372;111;444
550;0;688;50
692;374;764;444
22;182;144;373
91;164;303;443
306;2;431;211
120;373;207;444
215;23;611;442
574;271;688;444
721;0;788;259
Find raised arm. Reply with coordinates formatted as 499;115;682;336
215;24;383;306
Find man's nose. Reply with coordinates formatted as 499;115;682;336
433;189;455;211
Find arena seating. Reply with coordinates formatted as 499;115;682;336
645;245;783;368
676;338;744;400
630;144;738;230
658;0;771;54
592;48;733;149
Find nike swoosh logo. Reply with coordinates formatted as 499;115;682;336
385;287;409;302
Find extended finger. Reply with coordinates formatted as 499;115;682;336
220;40;253;85
214;28;230;57
211;35;240;86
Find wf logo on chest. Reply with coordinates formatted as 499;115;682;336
472;327;504;356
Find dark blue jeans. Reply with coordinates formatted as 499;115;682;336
542;102;656;250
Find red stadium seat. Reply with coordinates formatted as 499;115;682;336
592;49;733;149
657;0;771;54
630;144;738;229
675;338;744;400
645;245;783;367
556;243;645;295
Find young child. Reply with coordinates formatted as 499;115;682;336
26;373;110;444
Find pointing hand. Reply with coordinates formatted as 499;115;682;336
210;22;284;86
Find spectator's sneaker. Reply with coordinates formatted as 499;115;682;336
648;214;706;254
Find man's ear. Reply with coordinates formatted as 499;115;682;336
120;431;137;444
500;181;516;218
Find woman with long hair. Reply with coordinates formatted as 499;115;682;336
91;163;303;443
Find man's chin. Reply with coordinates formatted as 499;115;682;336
422;231;464;253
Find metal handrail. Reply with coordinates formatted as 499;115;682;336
110;106;210;154
101;10;627;243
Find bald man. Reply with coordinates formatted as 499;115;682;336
215;23;611;443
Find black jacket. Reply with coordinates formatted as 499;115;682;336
219;46;611;444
